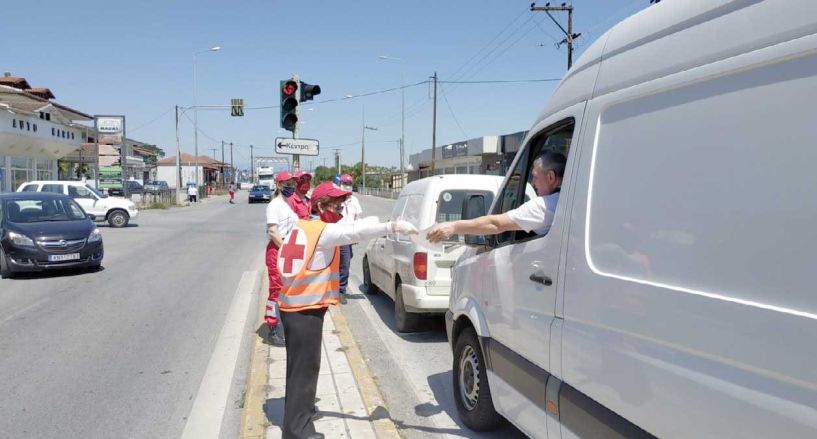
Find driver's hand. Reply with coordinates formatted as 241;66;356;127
427;223;455;243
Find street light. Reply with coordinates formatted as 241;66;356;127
377;55;406;188
193;45;221;189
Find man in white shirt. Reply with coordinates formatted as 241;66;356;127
187;184;198;203
337;174;362;303
427;151;566;243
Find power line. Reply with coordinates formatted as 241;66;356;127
447;7;531;80
440;78;561;84
129;106;174;133
440;85;469;140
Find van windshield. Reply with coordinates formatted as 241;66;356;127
436;190;494;242
85;185;107;199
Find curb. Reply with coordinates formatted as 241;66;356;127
330;305;402;439
240;272;269;439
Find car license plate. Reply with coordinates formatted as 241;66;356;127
49;253;80;262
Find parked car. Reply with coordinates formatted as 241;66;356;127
248;185;272;203
446;2;817;438
107;180;143;197
0;192;103;278
143;180;170;194
363;175;505;332
17;181;138;228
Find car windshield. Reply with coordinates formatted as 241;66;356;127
86;185;107;198
252;186;269;192
3;198;87;223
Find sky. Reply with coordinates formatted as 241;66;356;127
1;0;650;171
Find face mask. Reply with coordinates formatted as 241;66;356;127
281;186;295;197
320;209;342;223
297;182;310;195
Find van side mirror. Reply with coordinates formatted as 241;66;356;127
462;194;489;247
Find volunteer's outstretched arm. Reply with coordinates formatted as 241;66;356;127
318;217;417;249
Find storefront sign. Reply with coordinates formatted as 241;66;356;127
442;142;468;159
96;117;124;134
95;115;126;191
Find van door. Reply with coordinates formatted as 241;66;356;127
466;103;584;438
371;195;407;293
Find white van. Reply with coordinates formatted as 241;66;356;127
363;174;504;332
446;1;817;438
17;181;139;228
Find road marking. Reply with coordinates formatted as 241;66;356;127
181;270;260;439
0;296;50;326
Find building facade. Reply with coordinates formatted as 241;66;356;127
0;76;92;193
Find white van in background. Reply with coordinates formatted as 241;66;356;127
446;1;817;438
363;175;505;332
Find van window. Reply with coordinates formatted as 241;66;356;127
41;184;64;194
20;184;39;192
68;185;95;200
493;119;574;245
437;190;494;242
390;196;408;221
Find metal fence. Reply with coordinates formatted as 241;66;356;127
131;189;180;208
358;187;401;199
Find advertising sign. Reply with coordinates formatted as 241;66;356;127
95;115;126;191
275;138;319;156
442;142;468;159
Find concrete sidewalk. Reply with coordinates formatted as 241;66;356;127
240;298;400;439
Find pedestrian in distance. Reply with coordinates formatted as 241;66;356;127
287;170;312;219
276;181;417;439
336;174;362;304
187;184;198;204
228;182;236;204
264;171;299;347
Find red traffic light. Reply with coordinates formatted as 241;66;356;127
281;80;298;97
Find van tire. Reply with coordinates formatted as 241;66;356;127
363;256;379;295
453;327;501;431
0;248;13;279
394;283;420;333
107;210;129;228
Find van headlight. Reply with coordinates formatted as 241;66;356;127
87;228;102;243
8;231;35;247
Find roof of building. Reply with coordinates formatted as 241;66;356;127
158;153;228;169
0;75;31;90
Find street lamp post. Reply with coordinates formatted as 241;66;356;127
378;55;406;187
361;106;378;192
193;45;220;190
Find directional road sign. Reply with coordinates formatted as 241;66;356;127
275;137;319;156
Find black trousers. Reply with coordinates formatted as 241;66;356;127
281;307;327;439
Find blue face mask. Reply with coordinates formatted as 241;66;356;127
281;186;296;197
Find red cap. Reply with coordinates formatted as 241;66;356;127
339;173;353;184
311;182;351;201
275;171;294;182
294;170;312;180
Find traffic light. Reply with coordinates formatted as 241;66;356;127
299;82;321;102
280;80;299;131
231;98;244;117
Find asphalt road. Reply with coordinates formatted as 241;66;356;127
0;193;266;439
342;194;526;439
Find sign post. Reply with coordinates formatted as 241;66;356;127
94;115;126;195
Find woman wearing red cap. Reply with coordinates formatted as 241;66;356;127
287;170;312;219
264;171;298;346
275;181;417;439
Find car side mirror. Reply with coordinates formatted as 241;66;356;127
87;214;96;220
462;194;489;247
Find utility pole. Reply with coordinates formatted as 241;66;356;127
175;105;182;201
431;72;438;176
361;107;365;190
530;2;580;70
334;149;341;175
250;144;254;182
229;142;234;183
221;140;225;182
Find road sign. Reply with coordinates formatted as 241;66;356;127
275;137;319;156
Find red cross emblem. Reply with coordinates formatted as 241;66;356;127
280;229;306;274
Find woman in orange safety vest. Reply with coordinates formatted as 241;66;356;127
275;181;416;439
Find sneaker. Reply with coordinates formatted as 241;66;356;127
269;327;286;347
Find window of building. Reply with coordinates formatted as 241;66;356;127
52;127;55;136
36;160;53;181
12;120;16;128
10;157;33;191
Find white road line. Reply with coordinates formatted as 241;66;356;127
0;296;50;326
181;270;260;439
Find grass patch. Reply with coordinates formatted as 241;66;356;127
147;202;170;210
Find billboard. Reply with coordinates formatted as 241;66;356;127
95;115;126;191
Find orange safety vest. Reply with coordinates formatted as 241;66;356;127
276;219;341;312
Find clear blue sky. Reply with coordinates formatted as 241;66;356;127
1;0;649;171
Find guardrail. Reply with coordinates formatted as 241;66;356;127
358;188;401;199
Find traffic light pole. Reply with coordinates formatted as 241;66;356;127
292;73;301;171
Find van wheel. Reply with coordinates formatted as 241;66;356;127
394;283;420;333
0;248;13;279
107;210;129;228
363;256;379;295
453;327;501;431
